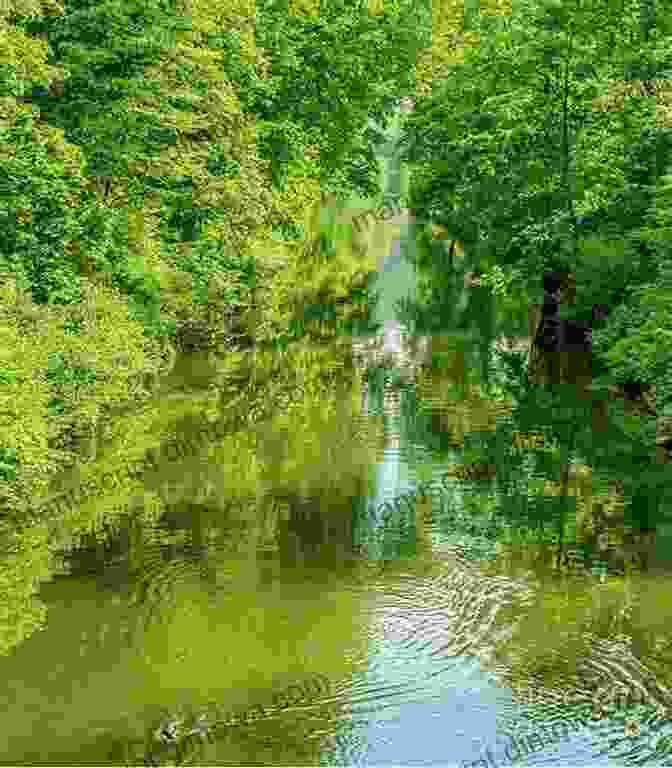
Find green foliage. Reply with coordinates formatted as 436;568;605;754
400;0;672;409
240;0;430;198
61;317;83;335
173;238;256;308
68;198;168;335
0;447;18;482
594;284;672;385
0;367;17;386
588;160;672;402
486;345;532;404
0;111;83;306
256;119;306;191
478;264;524;297
45;351;99;416
0;0;442;678
206;144;241;178
45;352;98;387
6;0;433;341
18;0;184;179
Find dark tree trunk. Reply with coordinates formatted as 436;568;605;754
528;271;591;386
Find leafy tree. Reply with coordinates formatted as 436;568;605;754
0;0;435;497
391;0;672;570
399;0;672;386
245;0;431;200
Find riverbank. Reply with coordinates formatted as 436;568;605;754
0;89;425;522
0;179;369;510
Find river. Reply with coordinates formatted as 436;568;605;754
1;99;672;767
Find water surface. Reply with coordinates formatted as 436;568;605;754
1;101;672;767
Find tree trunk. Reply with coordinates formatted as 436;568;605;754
528;271;586;387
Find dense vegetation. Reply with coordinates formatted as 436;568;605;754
0;0;439;511
391;0;672;565
2;0;672;664
4;7;672;763
400;0;672;404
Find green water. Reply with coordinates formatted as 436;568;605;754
2;101;672;767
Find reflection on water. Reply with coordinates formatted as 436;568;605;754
2;317;671;765
2;107;672;767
